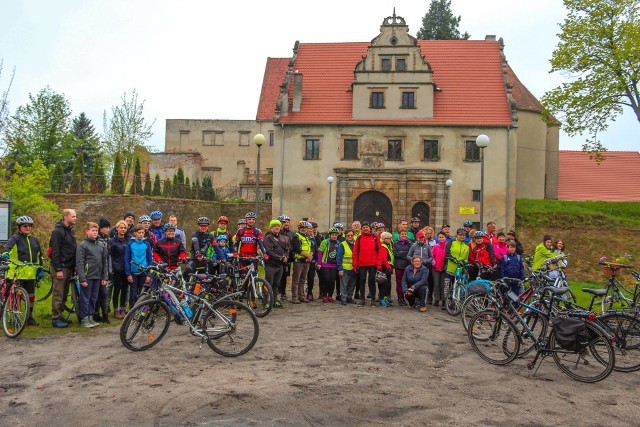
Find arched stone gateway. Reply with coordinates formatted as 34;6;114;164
411;202;430;228
353;190;392;227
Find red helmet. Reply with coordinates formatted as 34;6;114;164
217;216;229;224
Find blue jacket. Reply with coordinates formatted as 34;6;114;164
125;238;153;275
401;264;429;293
500;252;524;280
212;245;233;261
109;236;128;275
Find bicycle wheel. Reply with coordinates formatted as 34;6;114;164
467;309;520;365
61;279;82;324
517;311;548;357
203;300;259;357
598;312;640;372
35;268;53;302
461;294;493;332
246;278;273;318
446;283;464;316
550;321;615;383
2;286;30;338
120;299;171;351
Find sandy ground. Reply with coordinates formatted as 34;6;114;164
0;299;638;427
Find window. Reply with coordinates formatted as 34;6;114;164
387;139;402;160
396;58;406;71
214;131;224;146
423;139;439;161
401;92;415;108
381;58;391;71
371;92;385;108
179;130;190;148
269;131;274;146
305;139;320;160
343;139;358;160
465;140;481;161
239;131;250;146
472;190;481;202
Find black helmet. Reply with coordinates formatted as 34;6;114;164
16;215;34;226
197;216;210;225
473;231;485;238
163;223;176;231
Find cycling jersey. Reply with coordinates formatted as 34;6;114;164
235;227;264;257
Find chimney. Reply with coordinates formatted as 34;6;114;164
292;70;303;112
485;35;497;42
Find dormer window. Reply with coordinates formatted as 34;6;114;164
381;58;391;71
396;58;406;71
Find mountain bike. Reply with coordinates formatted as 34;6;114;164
467;283;615;383
120;270;259;357
444;258;470;316
0;260;31;338
227;256;273;318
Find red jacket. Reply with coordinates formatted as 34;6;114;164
352;233;382;270
469;242;495;267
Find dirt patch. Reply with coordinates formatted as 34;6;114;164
1;302;638;426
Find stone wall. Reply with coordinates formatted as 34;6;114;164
46;194;272;231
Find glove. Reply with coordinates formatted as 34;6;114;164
1;253;9;261
37;268;44;280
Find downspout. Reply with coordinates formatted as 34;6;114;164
279;123;285;214
505;126;510;231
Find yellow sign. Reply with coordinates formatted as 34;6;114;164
459;206;475;215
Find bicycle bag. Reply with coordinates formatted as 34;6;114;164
467;279;491;295
551;317;590;352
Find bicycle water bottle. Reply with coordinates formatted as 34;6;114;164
162;291;180;317
180;297;193;319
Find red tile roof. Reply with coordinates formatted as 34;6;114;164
256;57;290;121
257;40;515;126
507;65;544;113
558;151;640;201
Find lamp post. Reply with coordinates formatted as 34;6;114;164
253;134;265;219
327;176;334;229
475;134;490;228
445;179;453;225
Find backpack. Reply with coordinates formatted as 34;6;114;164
551;317;591;352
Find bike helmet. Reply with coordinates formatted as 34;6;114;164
216;234;229;242
138;215;151;223
333;222;344;229
370;222;379;229
280;215;290;221
16;215;34;226
245;212;257;219
376;222;385;229
298;220;312;228
237;218;247;225
473;231;485;238
163;223;176;231
197;216;210;225
463;220;473;226
217;216;229;224
456;228;466;235
411;217;420;223
150;210;163;220
328;227;339;235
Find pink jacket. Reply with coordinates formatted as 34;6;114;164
432;241;447;272
493;242;508;262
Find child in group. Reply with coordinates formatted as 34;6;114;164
211;234;234;262
500;240;525;294
76;222;109;328
125;225;153;311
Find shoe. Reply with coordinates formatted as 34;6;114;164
291;299;301;304
419;306;429;313
381;297;390;307
370;299;376;307
274;300;283;309
300;297;309;303
281;294;288;301
328;296;335;302
398;300;407;307
81;317;96;328
26;318;39;326
64;318;73;325
340;300;347;305
322;296;328;303
90;317;99;326
93;313;101;322
306;294;314;302
433;301;440;307
102;316;111;324
52;318;69;328
441;304;447;310
358;299;366;306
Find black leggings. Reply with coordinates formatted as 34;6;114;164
319;267;337;297
112;273;127;309
357;266;377;301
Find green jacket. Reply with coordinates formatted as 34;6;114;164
533;243;556;271
444;239;469;274
2;232;42;280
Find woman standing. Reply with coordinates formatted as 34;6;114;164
109;220;129;319
431;231;447;307
317;227;340;302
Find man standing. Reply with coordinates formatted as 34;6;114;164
483;222;498;245
149;210;165;242
191;216;214;257
234;212;265;259
168;214;186;247
392;219;413;242
211;216;233;242
153;223;187;271
49;209;78;328
291;221;313;304
351;221;362;239
263;219;290;308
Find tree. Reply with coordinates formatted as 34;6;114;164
542;0;640;154
102;89;155;183
69;153;85;193
143;172;152;195
129;157;142;195
3;86;73;167
162;178;172;197
173;167;185;198
416;0;470;40
72;112;101;176
111;153;125;194
193;177;202;200
51;162;66;193
89;154;107;194
0;59;15;154
184;177;191;199
202;175;214;200
152;173;161;196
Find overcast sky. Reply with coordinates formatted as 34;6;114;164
1;0;637;152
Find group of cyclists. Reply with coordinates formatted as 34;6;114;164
1;207;566;327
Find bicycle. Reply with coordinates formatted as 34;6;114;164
581;261;638;313
467;283;615;383
227;256;274;318
120;269;259;357
444;258;470;315
34;266;53;302
0;260;31;338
